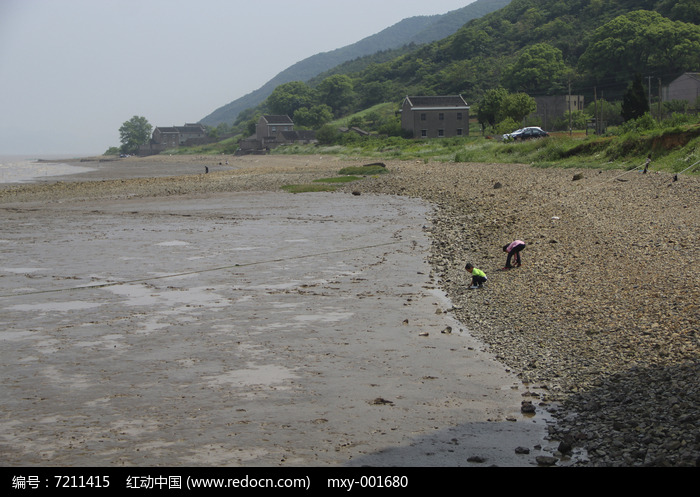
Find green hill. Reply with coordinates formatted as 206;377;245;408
343;0;700;104
199;0;511;126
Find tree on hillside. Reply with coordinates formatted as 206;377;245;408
293;104;333;129
477;88;536;129
477;88;509;128
621;74;649;122
267;81;315;117
317;75;355;117
578;11;700;85
502;43;568;94
661;0;700;24
499;92;537;124
119;116;152;155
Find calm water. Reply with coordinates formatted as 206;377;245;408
0;155;95;184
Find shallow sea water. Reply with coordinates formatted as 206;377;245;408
0;155;94;183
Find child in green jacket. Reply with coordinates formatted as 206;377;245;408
465;263;487;289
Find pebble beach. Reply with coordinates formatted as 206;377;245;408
1;153;698;467
353;157;699;467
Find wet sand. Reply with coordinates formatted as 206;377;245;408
0;156;554;467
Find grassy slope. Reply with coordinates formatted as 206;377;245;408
166;105;700;175
272;122;700;174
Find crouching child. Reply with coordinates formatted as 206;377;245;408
465;263;487;289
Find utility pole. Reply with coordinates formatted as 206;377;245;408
594;86;598;135
568;79;572;136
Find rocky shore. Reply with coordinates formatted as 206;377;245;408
346;159;699;467
2;154;698;467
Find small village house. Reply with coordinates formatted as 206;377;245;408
237;115;316;155
662;72;700;108
400;95;470;139
256;115;294;139
142;123;209;155
532;95;585;129
152;123;207;146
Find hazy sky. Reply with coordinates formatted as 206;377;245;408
0;0;475;155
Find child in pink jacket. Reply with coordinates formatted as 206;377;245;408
503;240;526;269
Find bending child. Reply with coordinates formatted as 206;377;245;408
465;263;487;289
503;240;526;269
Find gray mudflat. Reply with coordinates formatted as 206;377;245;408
0;191;550;466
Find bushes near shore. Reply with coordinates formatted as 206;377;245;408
150;113;700;177
272;122;700;174
281;163;388;193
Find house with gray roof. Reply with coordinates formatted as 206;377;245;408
140;123;209;155
401;95;470;139
256;115;294;139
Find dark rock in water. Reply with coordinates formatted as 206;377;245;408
352;191;361;196
536;455;559;466
558;440;573;455
521;401;536;414
467;455;487;463
515;446;530;454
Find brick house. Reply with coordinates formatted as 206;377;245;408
401;95;470;139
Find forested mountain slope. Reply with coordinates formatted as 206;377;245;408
199;0;511;126
344;0;700;105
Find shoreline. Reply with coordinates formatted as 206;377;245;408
2;153;698;467
0;156;556;468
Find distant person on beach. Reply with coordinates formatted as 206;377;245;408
503;240;526;269
465;263;487;289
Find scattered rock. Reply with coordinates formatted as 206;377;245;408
521;401;536;414
557;440;573;455
536;455;559;466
